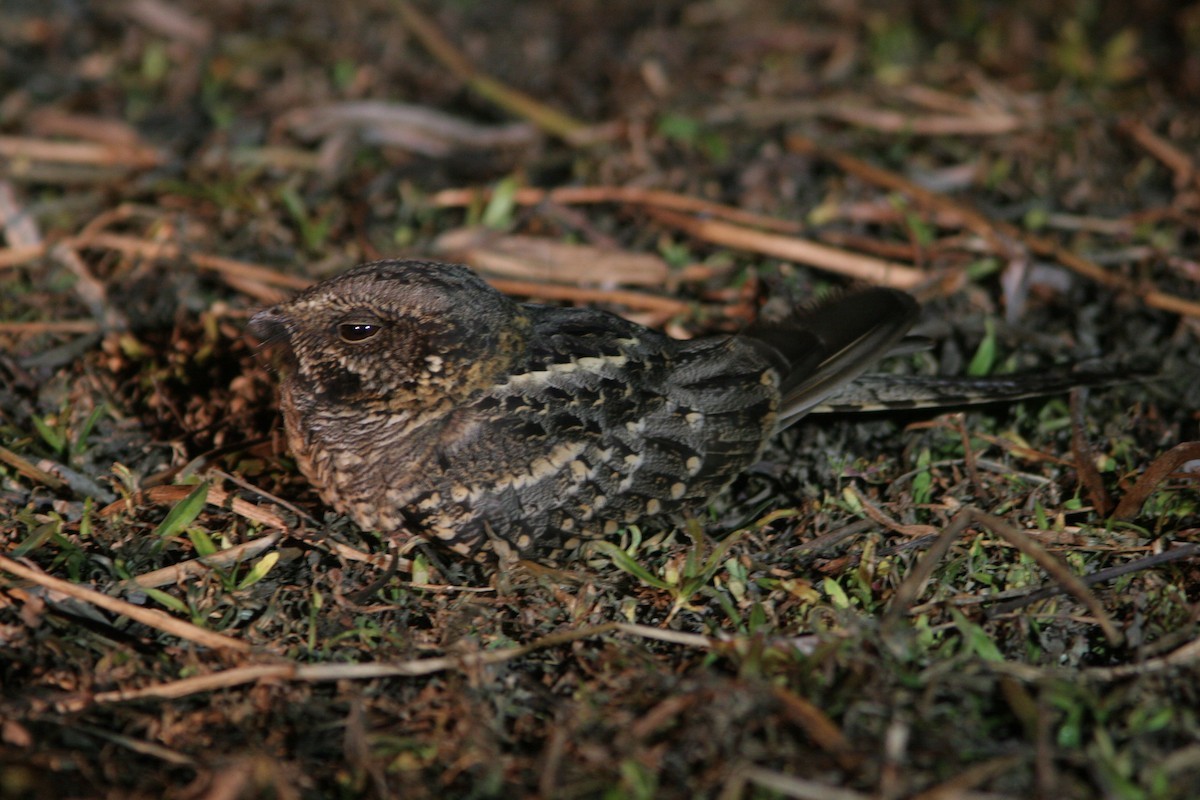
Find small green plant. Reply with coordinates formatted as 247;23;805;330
480;175;520;229
655;112;728;162
31;403;107;462
152;482;210;542
280;184;335;253
596;519;747;622
967;318;997;377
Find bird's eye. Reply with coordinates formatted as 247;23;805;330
338;322;381;342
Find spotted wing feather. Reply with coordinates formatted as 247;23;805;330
405;306;785;560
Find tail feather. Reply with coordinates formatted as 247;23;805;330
811;368;1139;414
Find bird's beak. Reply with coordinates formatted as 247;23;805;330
247;308;298;373
248;307;290;344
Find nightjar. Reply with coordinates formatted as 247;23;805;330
250;259;919;563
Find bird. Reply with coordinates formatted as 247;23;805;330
249;259;923;563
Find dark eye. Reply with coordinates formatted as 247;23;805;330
338;322;381;342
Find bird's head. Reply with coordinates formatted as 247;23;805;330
249;260;529;409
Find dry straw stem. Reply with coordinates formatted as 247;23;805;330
0;319;101;334
0;244;46;269
769;686;858;770
1087;613;1200;680
433;228;672;286
429;185;806;233
129;533;285;590
74;231;693;316
0;135;163;169
0;231;307;309
1112;441;1200;520
433;184;927;288
0;553;250;652
78;232;312;290
846;484;937;538
787;134;1200;318
392;0;589;143
80;622;714;707
908;755;1025;800
646;207;926;289
98;482;399;575
821;105;1022;136
1118;119;1200;191
0;444;69;491
485;276;690;316
736;766;873;800
100;483;292;530
988;541;1200;617
707;84;1024;136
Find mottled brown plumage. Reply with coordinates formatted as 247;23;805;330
250;259;919;562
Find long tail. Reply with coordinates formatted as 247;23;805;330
810;368;1137;414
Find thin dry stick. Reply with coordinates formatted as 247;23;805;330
0;243;47;269
77;232;692;315
883;508;1122;646
86;621;712;705
191;252;314;290
0;554;250;652
429;185;805;234
131;533;284;590
0;320;101;334
72;722;197;767
100;482;400;574
392;1;589;142
0;135;163;168
909;755;1024;800
1069;388;1112;516
1086;633;1200;680
846;485;938;537
1112;441;1200;520
646;207;926;288
87;664;293;705
740;766;872;800
0;445;69;491
823;105;1021;136
628;692;704;740
770;686;858;770
988;541;1200;616
100;483;288;530
1118;119;1200;191
788;134;1200;318
75;232;312;289
952;412;981;489
971;510;1122;646
882;513;973;632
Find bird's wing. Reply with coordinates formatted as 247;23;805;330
741;287;921;430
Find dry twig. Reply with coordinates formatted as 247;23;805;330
429;185;805;233
392;0;590;143
646;207;926;288
883;508;1123;646
0;136;162;169
0;554;250;652
1118;119;1200;191
1112;441;1200;520
787;134;1200;318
